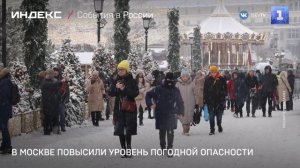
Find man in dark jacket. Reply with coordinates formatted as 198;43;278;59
109;60;139;158
224;70;232;110
0;65;13;154
287;69;295;110
256;70;263;110
146;72;184;157
41;69;64;135
204;66;227;135
53;66;70;132
260;66;278;117
234;72;248;118
245;70;259;117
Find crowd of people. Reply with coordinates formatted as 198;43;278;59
224;66;295;118
0;60;297;156
105;61;296;157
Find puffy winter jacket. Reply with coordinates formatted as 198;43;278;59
146;84;184;130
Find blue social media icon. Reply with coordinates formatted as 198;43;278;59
239;10;249;20
271;6;289;24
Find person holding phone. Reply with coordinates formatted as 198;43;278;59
109;60;139;158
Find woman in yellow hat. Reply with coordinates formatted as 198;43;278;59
109;60;139;158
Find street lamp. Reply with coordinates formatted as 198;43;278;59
94;0;105;44
142;16;151;52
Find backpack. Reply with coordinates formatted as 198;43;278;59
11;82;21;105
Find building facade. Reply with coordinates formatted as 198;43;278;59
144;0;300;62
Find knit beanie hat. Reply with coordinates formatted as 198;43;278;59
180;68;190;77
209;66;219;73
117;60;130;72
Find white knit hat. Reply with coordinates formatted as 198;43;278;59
180;68;190;77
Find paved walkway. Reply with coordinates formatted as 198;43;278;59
1;101;300;168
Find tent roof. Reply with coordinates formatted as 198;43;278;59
199;0;256;34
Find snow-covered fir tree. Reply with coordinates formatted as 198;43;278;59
114;0;131;63
21;0;49;88
167;8;180;72
6;5;47;114
8;60;41;115
142;51;158;76
128;48;142;76
47;39;85;126
92;45;116;80
153;60;159;71
193;26;202;71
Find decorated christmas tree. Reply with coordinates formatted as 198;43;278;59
47;39;85;126
92;45;116;80
8;60;41;115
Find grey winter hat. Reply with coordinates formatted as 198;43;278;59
145;74;154;82
180;68;190;77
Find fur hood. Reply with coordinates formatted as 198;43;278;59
0;68;10;79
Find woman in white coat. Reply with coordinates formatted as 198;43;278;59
176;68;197;136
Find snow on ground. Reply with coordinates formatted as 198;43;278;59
1;101;300;168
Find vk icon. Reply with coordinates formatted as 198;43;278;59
239;10;249;20
271;6;289;24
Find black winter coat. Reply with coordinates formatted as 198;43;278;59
288;74;295;93
145;85;184;130
234;73;248;106
109;73;139;136
0;71;12;120
203;75;227;111
260;73;278;94
245;75;258;90
41;79;61;117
